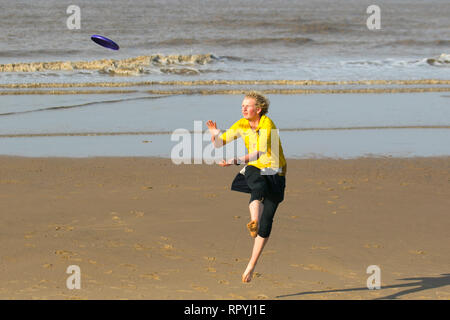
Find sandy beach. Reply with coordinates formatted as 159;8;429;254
0;0;449;303
0;155;449;300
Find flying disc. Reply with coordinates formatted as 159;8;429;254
91;35;120;50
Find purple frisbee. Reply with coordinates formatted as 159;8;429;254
91;35;120;50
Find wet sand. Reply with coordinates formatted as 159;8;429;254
0;156;449;300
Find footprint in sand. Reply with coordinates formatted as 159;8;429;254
364;244;383;249
262;250;276;256
409;250;426;255
51;225;75;232
159;237;175;251
120;281;137;289
134;243;151;251
110;213;127;226
311;246;331;250
204;193;218;198
203;256;216;262
107;240;125;248
161;243;174;251
120;263;138;272
302;264;328;273
24;232;34;239
130;210;145;217
54;250;77;260
87;279;101;285
69;257;82;262
140;273;160;280
338;179;354;185
176;289;193;293
191;285;208;293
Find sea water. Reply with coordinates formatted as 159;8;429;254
0;0;448;158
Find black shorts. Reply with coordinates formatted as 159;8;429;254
231;165;286;202
230;165;286;238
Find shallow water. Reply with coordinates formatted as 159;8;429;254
0;93;449;158
1;128;449;159
1;93;449;134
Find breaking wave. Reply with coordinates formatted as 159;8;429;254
341;54;450;68
0;54;219;76
2;79;449;89
1;86;449;96
427;53;450;67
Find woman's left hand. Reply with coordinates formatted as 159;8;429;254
218;159;235;167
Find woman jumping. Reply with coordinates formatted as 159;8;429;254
206;91;287;283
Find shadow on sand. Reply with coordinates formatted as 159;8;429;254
276;273;450;299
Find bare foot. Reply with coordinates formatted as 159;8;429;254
246;220;258;238
242;265;255;283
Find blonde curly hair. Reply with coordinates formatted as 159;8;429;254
245;91;270;116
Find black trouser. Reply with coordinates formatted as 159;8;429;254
244;165;286;238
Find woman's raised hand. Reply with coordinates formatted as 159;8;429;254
206;120;219;135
